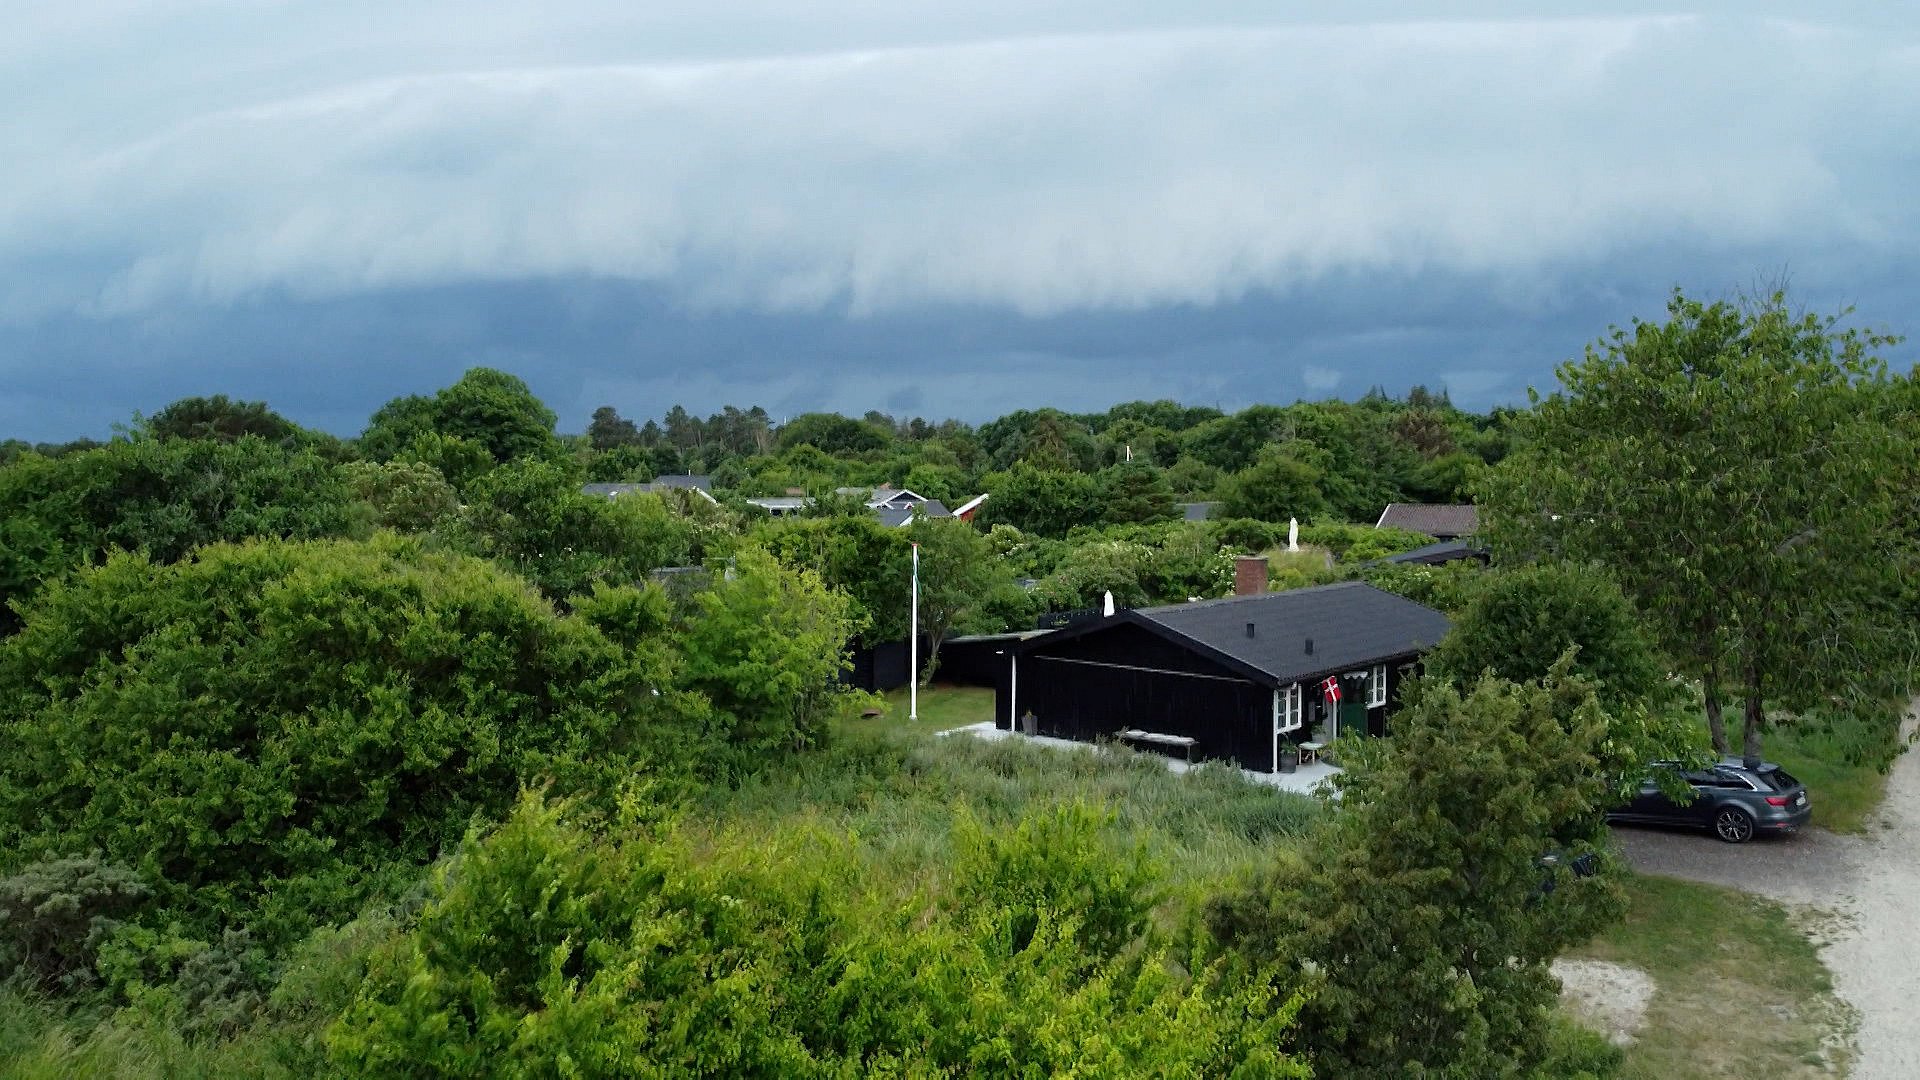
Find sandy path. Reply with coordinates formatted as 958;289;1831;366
1822;702;1920;1079
1614;699;1920;1078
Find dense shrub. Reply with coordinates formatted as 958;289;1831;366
0;437;358;632
0;856;151;994
0;534;684;952
330;796;1310;1078
1427;562;1667;711
1297;522;1432;563
1208;670;1628;1078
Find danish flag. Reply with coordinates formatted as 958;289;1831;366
1320;676;1341;702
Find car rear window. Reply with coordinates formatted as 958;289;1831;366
1759;767;1800;791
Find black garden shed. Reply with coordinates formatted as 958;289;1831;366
998;582;1451;772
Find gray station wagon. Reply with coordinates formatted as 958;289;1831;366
1607;760;1812;843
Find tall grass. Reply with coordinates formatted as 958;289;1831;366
703;727;1323;895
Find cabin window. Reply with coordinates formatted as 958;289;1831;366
1367;663;1388;707
1279;683;1304;732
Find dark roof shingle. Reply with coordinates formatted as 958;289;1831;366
1134;581;1450;686
1376;503;1479;538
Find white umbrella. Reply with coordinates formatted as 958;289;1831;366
1103;590;1116;617
1288;517;1299;552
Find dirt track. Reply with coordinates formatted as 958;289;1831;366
1612;699;1920;1079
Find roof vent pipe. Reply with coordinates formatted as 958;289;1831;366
1304;637;1314;655
1245;622;1256;638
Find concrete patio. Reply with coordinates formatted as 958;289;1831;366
939;721;1342;797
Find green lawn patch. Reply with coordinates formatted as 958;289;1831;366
1567;874;1849;1079
871;682;996;736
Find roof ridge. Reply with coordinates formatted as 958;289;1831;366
1135;579;1368;616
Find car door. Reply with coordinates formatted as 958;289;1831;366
1624;765;1685;821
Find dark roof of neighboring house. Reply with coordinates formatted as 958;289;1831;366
1014;581;1449;689
1178;501;1221;522
1377;539;1490;567
875;500;951;527
651;474;713;492
1376;503;1479;538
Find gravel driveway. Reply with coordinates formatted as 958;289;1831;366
1612;699;1920;1079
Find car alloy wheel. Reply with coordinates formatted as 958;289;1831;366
1714;807;1755;843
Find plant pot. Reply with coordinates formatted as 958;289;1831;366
1276;748;1299;774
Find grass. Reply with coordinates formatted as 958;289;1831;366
1566;874;1850;1079
872;682;996;737
1767;725;1895;835
704;697;1323;896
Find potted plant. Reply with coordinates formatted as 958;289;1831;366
1276;743;1300;774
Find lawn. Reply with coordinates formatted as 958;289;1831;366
1566;874;1850;1079
871;682;996;737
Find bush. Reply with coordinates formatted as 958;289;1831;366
330;795;1311;1078
0;534;684;953
1208;670;1628;1078
0;855;151;994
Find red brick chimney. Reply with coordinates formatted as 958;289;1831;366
1233;554;1270;596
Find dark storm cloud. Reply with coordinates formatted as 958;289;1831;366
1;4;1916;439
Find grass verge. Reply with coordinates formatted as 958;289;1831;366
1566;874;1850;1079
1767;727;1890;835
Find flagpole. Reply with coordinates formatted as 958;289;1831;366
909;542;920;721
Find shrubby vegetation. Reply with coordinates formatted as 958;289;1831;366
3;291;1911;1075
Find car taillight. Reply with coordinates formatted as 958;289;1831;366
1765;796;1790;807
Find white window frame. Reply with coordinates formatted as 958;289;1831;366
1279;682;1304;733
1367;663;1388;707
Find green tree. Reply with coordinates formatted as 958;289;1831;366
0;438;358;632
585;405;641;449
144;395;308;448
1217;446;1330;523
678;547;863;767
1208;668;1626;1077
452;458;694;601
340;460;460;533
776;412;889;455
980;463;1100;538
905;516;1003;684
358;369;560;471
1481;289;1917;761
1093;462;1177;525
751;515;913;644
0;535;682;953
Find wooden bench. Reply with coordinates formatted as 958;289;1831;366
1118;729;1198;762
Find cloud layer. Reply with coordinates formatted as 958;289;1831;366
2;4;1916;439
6;8;1917;322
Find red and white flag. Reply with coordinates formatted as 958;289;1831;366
1320;676;1341;702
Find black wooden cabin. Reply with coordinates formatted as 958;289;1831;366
997;582;1450;772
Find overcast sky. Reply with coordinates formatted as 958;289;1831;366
4;2;1916;440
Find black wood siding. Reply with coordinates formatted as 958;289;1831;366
1008;622;1275;770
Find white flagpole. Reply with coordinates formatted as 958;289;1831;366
909;542;920;721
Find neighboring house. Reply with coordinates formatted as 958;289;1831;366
1373;539;1490;568
952;493;990;522
1375;502;1479;540
997;562;1450;773
1178;501;1221;523
747;484;954;527
744;496;810;517
581;476;719;505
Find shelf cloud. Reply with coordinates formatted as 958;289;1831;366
2;3;1915;437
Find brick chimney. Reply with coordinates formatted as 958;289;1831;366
1233;554;1270;597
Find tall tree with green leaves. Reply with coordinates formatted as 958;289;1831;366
1207;667;1626;1078
1481;289;1916;762
905;516;1003;685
